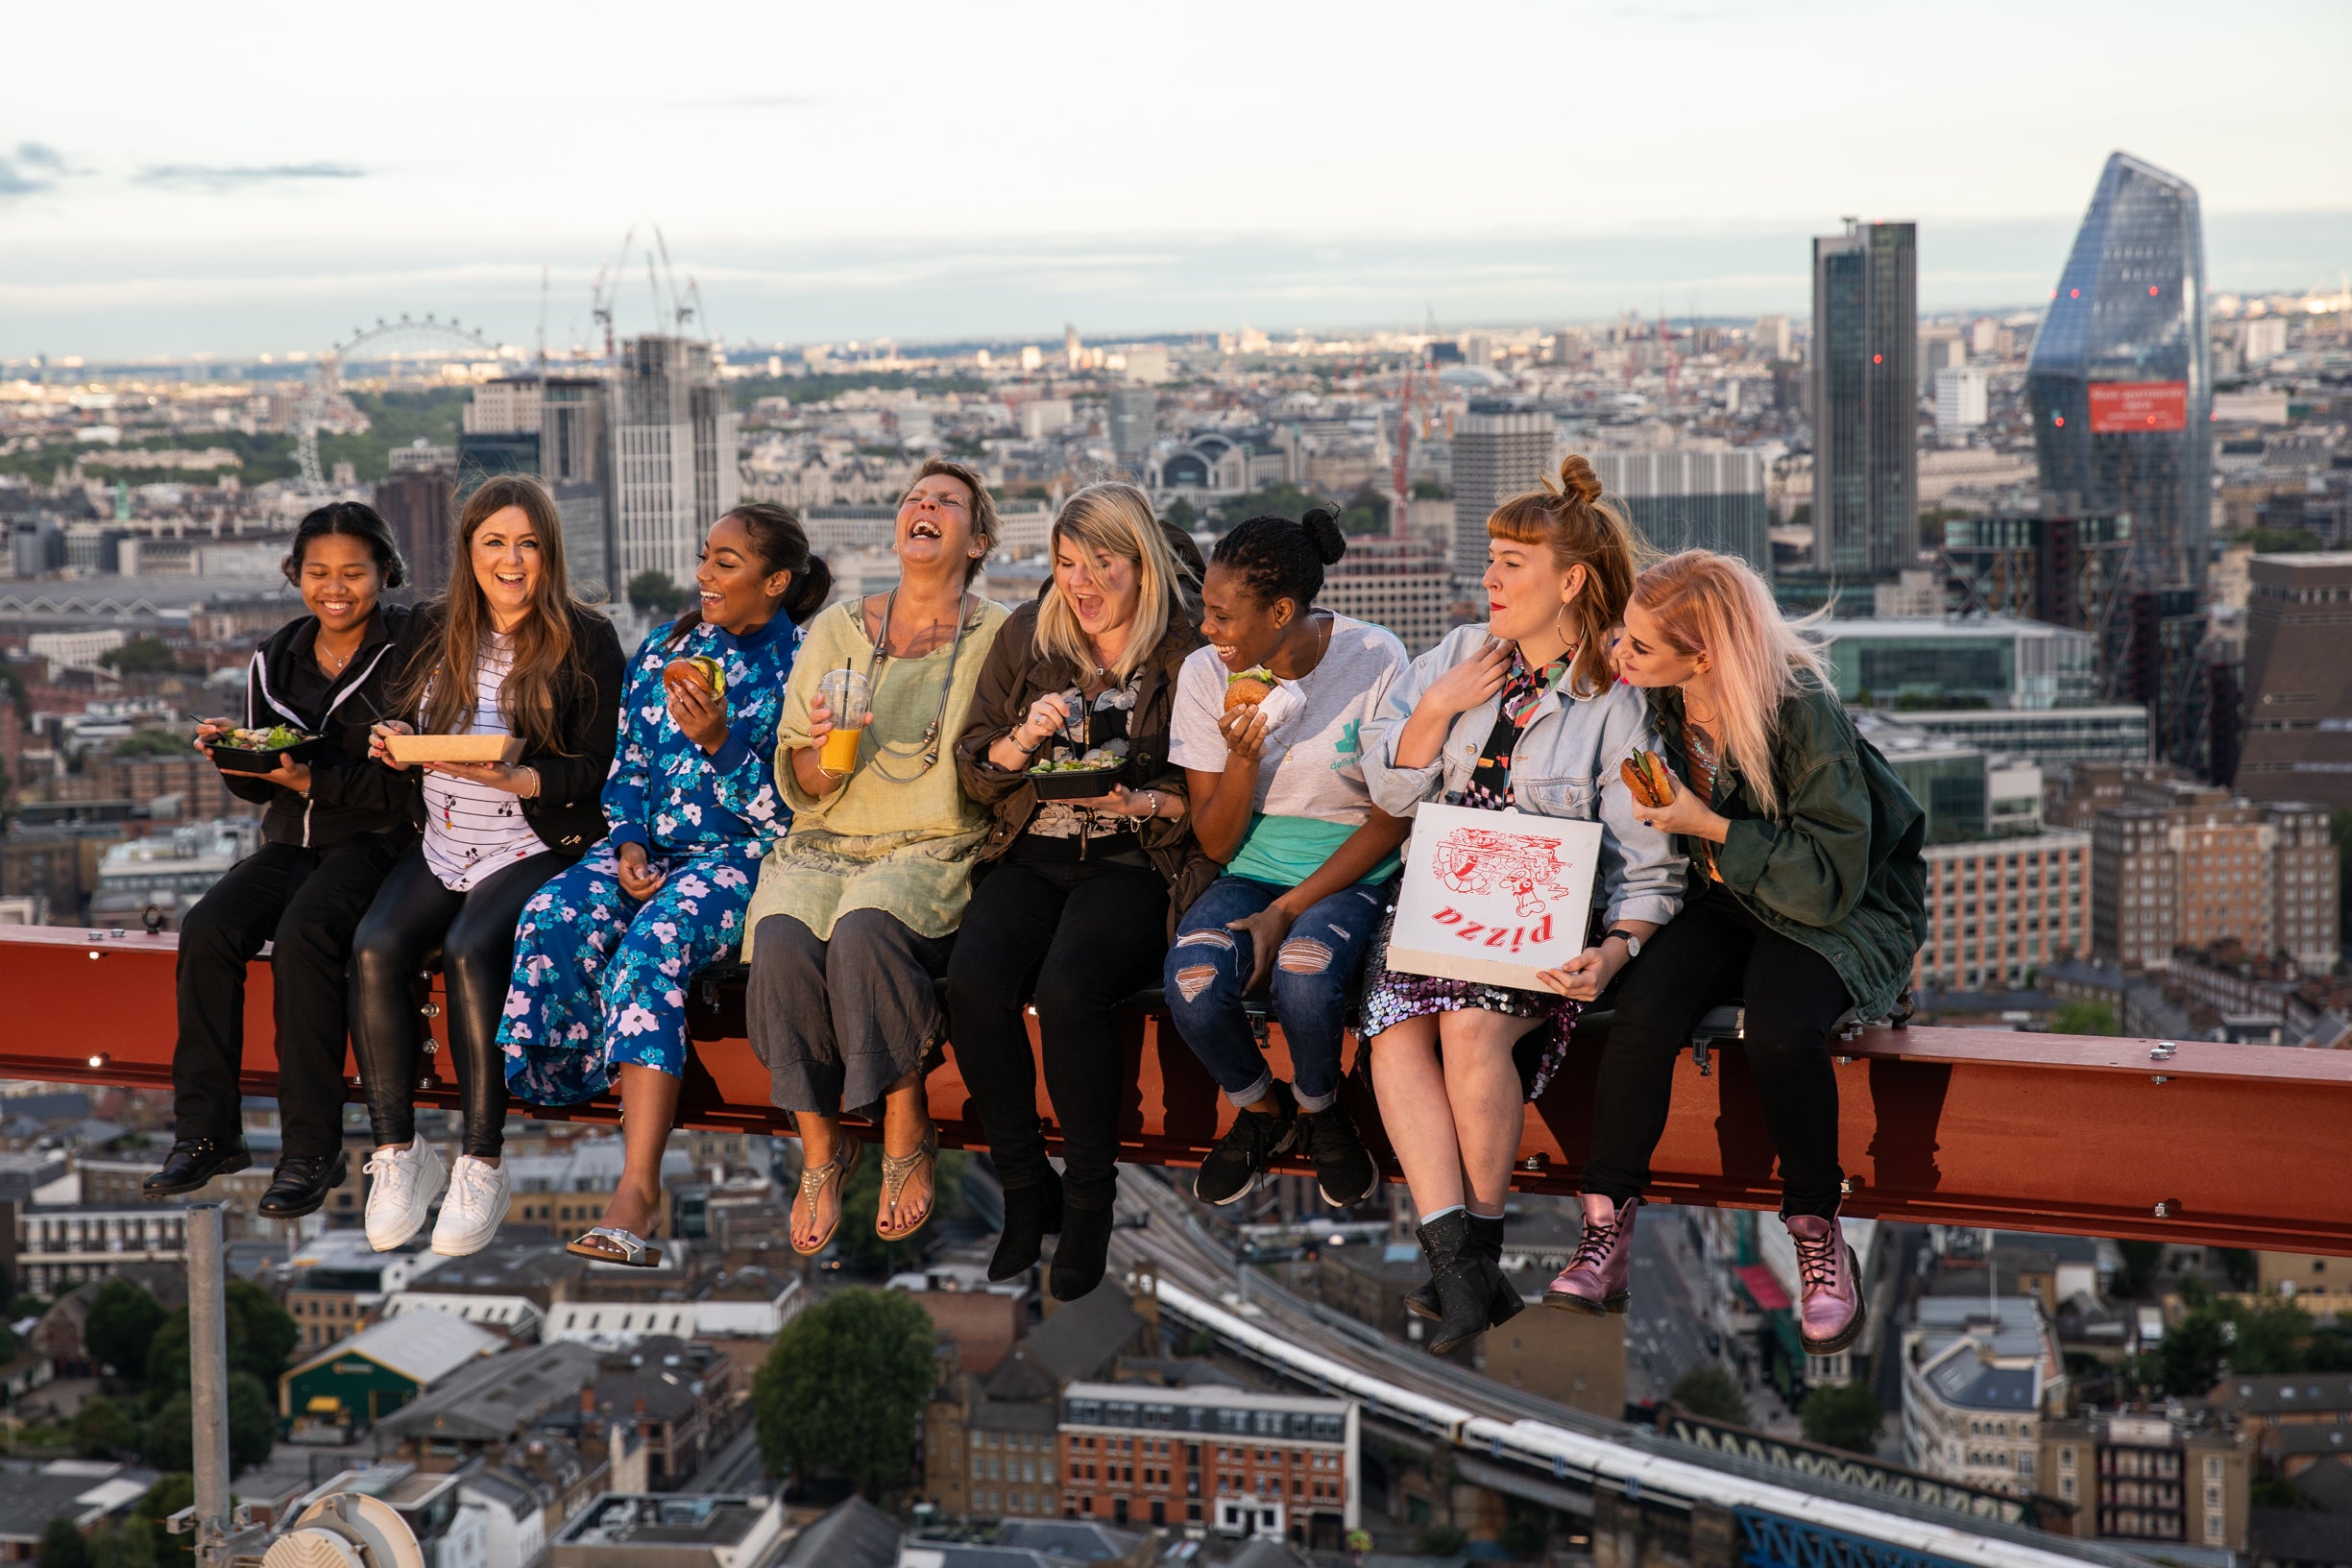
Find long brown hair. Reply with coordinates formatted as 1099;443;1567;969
402;473;589;753
1630;549;1831;821
1487;452;1648;698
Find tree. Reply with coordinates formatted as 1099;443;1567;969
1669;1365;1751;1426
36;1518;88;1568
830;1149;968;1276
1800;1380;1886;1455
2115;1240;2163;1299
1413;1526;1468;1556
2158;1311;2230;1398
752;1288;934;1499
133;1477;193;1568
98;638;182;676
2049;1000;2119;1036
146;1282;298;1393
2219;1249;2259;1291
71;1396;143;1460
626;571;690;617
109;729;190;759
87;1523;154;1568
2228;1300;2313;1375
142;1394;192;1474
1162;495;1198;532
227;1373;275;1475
84;1279;167;1382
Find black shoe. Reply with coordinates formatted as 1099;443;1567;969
142;1138;251;1196
1050;1203;1115;1301
1294;1103;1377;1209
255;1151;349;1220
1195;1089;1297;1207
1418;1211;1515;1357
988;1176;1064;1283
1407;1211;1509;1324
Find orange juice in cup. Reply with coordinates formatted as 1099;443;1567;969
816;667;870;776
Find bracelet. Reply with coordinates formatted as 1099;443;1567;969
1146;790;1160;819
519;765;540;799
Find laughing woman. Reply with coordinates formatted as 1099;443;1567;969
744;459;1006;1258
352;474;625;1258
498;504;827;1265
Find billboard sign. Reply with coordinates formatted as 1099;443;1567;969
2088;381;2189;433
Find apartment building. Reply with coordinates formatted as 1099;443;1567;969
1901;1298;2068;1500
2087;775;2341;971
2040;1411;2250;1552
1914;831;2090;991
1057;1382;1358;1541
13;1203;185;1295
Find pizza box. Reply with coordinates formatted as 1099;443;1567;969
383;733;525;767
1385;800;1602;991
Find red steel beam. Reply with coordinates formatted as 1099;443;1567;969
13;926;2351;1252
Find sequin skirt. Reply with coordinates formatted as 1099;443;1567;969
1353;894;1584;1101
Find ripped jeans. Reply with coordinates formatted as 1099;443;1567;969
1162;875;1390;1113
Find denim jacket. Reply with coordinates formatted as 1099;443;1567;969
1361;624;1685;929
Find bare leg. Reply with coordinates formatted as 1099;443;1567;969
1437;1008;1531;1216
877;1067;936;1239
1369;1015;1465;1217
792;1111;843;1252
595;1063;679;1237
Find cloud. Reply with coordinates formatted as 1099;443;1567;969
0;141;67;196
667;94;817;109
135;161;366;191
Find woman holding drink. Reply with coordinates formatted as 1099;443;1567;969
497;503;826;1264
1356;455;1684;1355
745;459;1007;1253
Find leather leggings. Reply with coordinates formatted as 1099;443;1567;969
350;845;575;1159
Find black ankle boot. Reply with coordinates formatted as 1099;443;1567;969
1418;1211;1507;1357
1406;1211;1516;1326
988;1176;1064;1282
1050;1203;1115;1301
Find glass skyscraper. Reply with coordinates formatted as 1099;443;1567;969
1811;220;1918;578
2026;153;2212;599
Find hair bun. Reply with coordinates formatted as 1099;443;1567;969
1556;454;1604;505
1300;506;1347;566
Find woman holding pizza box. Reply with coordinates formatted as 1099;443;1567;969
1356;454;1685;1357
497;503;828;1266
1571;549;1927;1356
351;474;625;1258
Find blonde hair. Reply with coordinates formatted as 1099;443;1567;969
1630;549;1830;820
1488;452;1650;698
1036;482;1181;681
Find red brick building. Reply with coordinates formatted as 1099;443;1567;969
1057;1382;1357;1548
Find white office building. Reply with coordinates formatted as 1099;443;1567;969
612;336;739;590
1935;367;1990;434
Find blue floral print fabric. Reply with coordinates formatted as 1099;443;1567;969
499;615;799;1102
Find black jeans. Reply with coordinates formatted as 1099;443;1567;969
171;834;406;1157
1584;882;1853;1218
350;846;575;1159
945;857;1170;1209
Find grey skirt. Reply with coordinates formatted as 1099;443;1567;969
746;909;955;1118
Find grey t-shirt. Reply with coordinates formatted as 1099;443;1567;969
1170;613;1408;885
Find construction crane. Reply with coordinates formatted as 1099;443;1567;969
1391;350;1418;540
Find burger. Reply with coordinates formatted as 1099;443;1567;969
664;655;727;699
1224;666;1277;713
1619;748;1675;809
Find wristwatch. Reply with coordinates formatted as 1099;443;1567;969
1604;928;1643;958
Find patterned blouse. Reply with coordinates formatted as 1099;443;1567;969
1457;649;1571;808
603;615;802;856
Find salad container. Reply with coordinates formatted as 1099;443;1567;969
209;725;325;775
1026;752;1134;801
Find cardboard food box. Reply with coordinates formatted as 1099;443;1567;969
1385;801;1602;991
383;734;525;767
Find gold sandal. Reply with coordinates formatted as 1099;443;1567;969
876;1127;939;1241
792;1136;863;1256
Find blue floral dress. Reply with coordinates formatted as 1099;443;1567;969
499;615;800;1103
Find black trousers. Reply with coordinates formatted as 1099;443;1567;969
350;846;575;1159
171;834;406;1157
1584;882;1853;1219
945;857;1170;1209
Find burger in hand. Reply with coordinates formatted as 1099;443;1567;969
664;655;726;700
1224;666;1276;712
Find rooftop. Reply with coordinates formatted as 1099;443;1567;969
283;1309;501;1387
556;1494;773;1549
376;1340;601;1443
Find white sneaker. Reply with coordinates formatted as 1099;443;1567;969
364;1140;447;1251
432;1155;512;1257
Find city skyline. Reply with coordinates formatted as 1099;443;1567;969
3;0;2349;358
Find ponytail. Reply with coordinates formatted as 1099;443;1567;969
665;502;832;649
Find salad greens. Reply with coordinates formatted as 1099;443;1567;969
225;724;312;750
1029;748;1123;776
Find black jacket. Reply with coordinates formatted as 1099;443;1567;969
390;602;627;856
226;604;423;850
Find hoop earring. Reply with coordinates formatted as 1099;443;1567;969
1555;603;1571;648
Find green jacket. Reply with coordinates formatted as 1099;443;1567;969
1652;678;1928;1020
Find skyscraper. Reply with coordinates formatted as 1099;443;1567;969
2027;153;2212;599
1588;447;1770;568
613;335;739;590
1108;387;1157;470
1810;220;1918;577
1450;401;1554;585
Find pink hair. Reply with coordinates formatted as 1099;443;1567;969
1630;550;1829;821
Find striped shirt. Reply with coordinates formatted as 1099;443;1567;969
422;636;551;890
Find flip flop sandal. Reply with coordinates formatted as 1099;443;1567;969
568;1226;662;1267
792;1136;863;1256
876;1127;940;1241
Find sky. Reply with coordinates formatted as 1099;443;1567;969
3;0;2348;361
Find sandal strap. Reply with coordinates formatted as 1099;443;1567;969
575;1226;647;1260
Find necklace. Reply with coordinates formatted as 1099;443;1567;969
861;588;976;782
1273;615;1333;766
